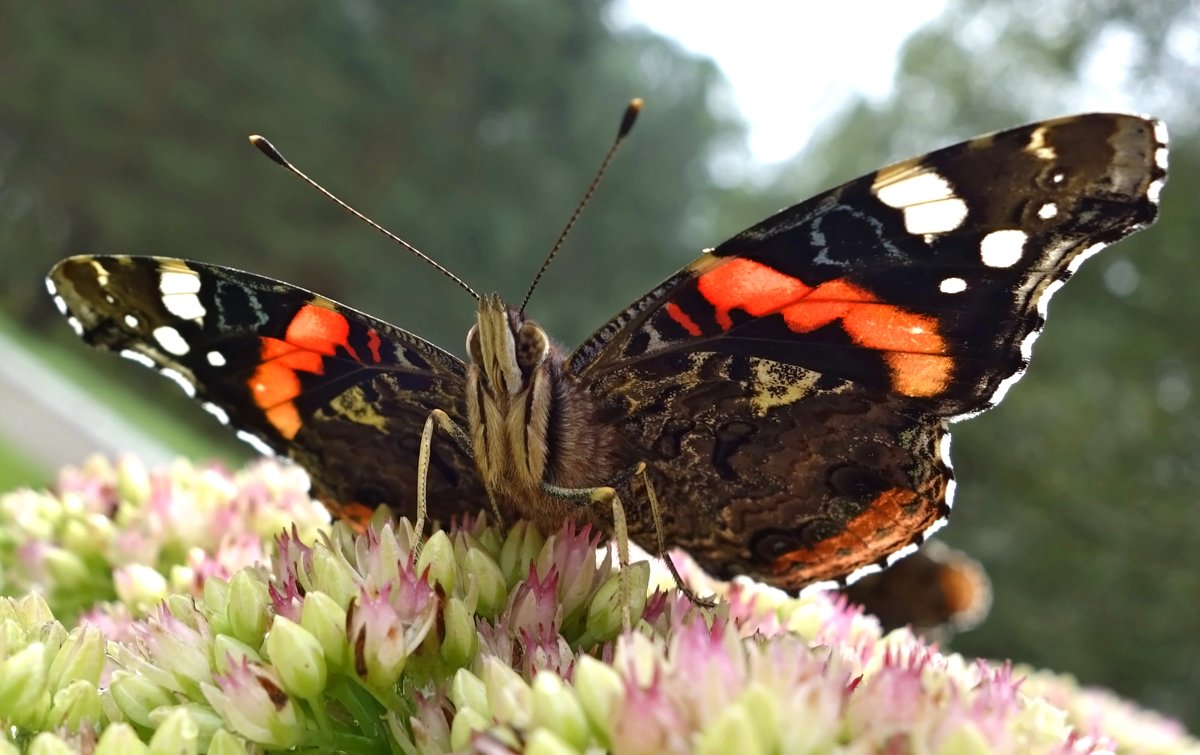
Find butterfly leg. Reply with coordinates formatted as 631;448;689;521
541;480;635;630
636;465;716;609
416;408;501;553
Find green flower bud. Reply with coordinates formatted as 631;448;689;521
696;698;767;755
48;678;103;731
200;664;305;749
199;576;231;634
265;615;327;700
61;517;110;563
483;655;532;729
310;545;359;609
450;707;490;752
440;597;477;669
464;547;507;619
25;733;73;755
211;634;261;675
109;670;175;728
227;570;270;648
150;704;226;751
0;642;48;719
933;722;991;755
571;655;623;745
115;564;170;611
449;668;489;719
299;591;348;672
116;456;152;503
206;729;251;755
585;561;649;642
42;547;92;589
15;593;56;627
416;530;457;595
47;626;104;691
94;723;151;755
531;672;589;751
146;706;200;755
500;522;545;588
525;729;580;755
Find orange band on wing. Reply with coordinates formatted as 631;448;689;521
665;301;703;336
248;304;369;440
769;487;923;578
697;258;952;396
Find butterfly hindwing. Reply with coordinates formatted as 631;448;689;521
47;255;485;523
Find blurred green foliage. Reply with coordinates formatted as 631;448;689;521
1;0;1196;730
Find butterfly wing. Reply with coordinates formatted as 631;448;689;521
48;255;486;523
568;113;1166;589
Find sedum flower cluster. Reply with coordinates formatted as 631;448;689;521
0;456;1195;754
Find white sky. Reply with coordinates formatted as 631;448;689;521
610;1;948;165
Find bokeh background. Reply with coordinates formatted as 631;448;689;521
2;0;1196;729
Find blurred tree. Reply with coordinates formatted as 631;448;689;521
0;1;737;347
746;0;1198;728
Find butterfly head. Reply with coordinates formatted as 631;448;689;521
467;293;549;397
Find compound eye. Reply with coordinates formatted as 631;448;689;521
515;321;548;369
466;324;482;365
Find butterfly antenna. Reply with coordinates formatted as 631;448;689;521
519;98;642;314
249;134;480;301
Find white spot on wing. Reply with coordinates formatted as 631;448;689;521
159;367;196;398
119;349;157;369
1067;242;1107;275
1037;202;1058;219
923;517;948;539
53;296;69;316
1036;279;1066;319
159;270;201;295
124;314;140;328
163;293;207;321
1152;119;1169;145
844;561;884;586
237;430;276;457
207;351;227;367
1026;126;1056;160
873;170;969;236
884;542;920;568
45;278;58;297
67;316;84;336
874;171;953;207
939;433;954;471
1154;147;1168;170
1148;178;1164;204
939;277;967;294
202;402;230;425
980;229;1027;268
901;198;969;235
153;325;190;356
159;270;207;321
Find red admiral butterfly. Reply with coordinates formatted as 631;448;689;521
47;109;1166;596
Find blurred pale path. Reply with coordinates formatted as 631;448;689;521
0;329;174;468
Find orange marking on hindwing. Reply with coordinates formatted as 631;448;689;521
248;303;363;439
769;487;934;580
665;302;703;336
696;258;952;396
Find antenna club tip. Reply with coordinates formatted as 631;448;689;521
619;98;643;138
249;134;288;166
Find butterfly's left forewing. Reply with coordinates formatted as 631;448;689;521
568;113;1166;590
48;255;486;524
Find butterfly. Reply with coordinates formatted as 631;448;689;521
47;108;1167;594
